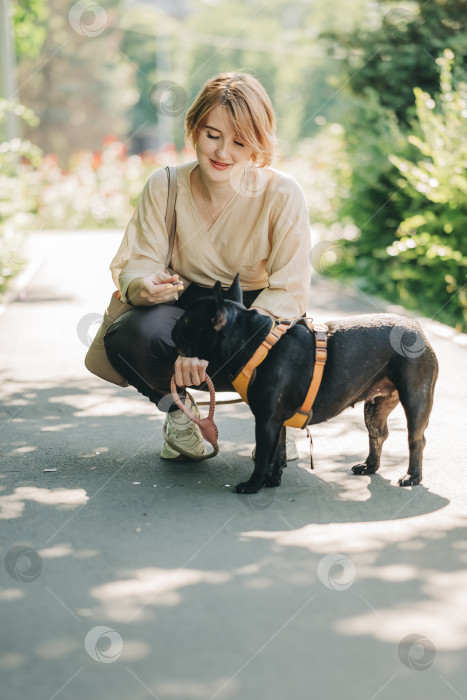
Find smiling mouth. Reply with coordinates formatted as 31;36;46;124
210;160;231;169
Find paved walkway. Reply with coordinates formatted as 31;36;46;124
1;230;466;700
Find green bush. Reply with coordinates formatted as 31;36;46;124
385;51;466;330
337;88;413;250
331;51;467;332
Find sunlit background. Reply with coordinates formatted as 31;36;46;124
1;0;466;329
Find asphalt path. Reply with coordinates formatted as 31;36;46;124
1;230;466;700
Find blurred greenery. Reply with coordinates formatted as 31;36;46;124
324;0;467;123
0;99;41;298
323;0;467;331
2;0;466;330
12;0;48;60
17;0;136;161
386;52;467;329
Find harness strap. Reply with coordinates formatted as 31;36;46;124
291;323;328;423
232;318;328;429
240;319;291;379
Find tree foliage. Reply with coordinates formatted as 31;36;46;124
325;0;467;123
324;0;467;331
12;0;48;60
386;51;467;329
17;0;137;164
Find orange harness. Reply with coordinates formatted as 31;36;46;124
232;318;328;429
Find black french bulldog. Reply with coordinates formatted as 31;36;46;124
172;275;438;494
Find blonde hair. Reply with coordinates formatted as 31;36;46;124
185;72;277;167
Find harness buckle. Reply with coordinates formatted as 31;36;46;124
316;348;327;364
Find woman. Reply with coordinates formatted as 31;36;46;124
104;72;311;460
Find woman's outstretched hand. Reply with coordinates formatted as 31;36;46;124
128;272;184;305
174;355;209;388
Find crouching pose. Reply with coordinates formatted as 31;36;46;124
98;72;311;460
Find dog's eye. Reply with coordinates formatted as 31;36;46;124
183;317;189;325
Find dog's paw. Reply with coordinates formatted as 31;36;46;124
351;463;377;475
264;474;282;488
235;480;262;494
352;464;367;475
398;474;421;487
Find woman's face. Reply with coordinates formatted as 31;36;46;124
195;105;254;183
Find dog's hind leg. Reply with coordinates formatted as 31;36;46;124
235;419;283;494
352;393;400;476
397;387;435;486
265;426;286;487
396;352;438;486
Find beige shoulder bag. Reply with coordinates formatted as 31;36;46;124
84;165;178;386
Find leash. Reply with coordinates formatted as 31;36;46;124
169;373;315;470
169;374;219;459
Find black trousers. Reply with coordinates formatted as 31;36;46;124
103;284;264;411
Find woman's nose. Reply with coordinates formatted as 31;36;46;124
215;139;228;159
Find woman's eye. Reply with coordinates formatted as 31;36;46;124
206;132;244;147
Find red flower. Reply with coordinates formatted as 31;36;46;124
93;151;103;168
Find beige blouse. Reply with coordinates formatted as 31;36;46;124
110;160;311;318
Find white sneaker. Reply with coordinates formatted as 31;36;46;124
251;427;300;462
160;393;208;461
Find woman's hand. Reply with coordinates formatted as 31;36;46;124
128;272;184;305
174;355;209;387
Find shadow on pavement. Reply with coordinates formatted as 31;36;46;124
0;376;460;700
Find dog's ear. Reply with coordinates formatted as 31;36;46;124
212;281;227;331
224;273;243;304
213;280;224;307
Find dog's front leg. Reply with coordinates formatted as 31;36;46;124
235;419;283;494
265;426;286;487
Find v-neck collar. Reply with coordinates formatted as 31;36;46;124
188;162;240;234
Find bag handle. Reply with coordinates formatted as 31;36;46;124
164;165;177;268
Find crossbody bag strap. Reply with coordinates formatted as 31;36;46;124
164;165;178;268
